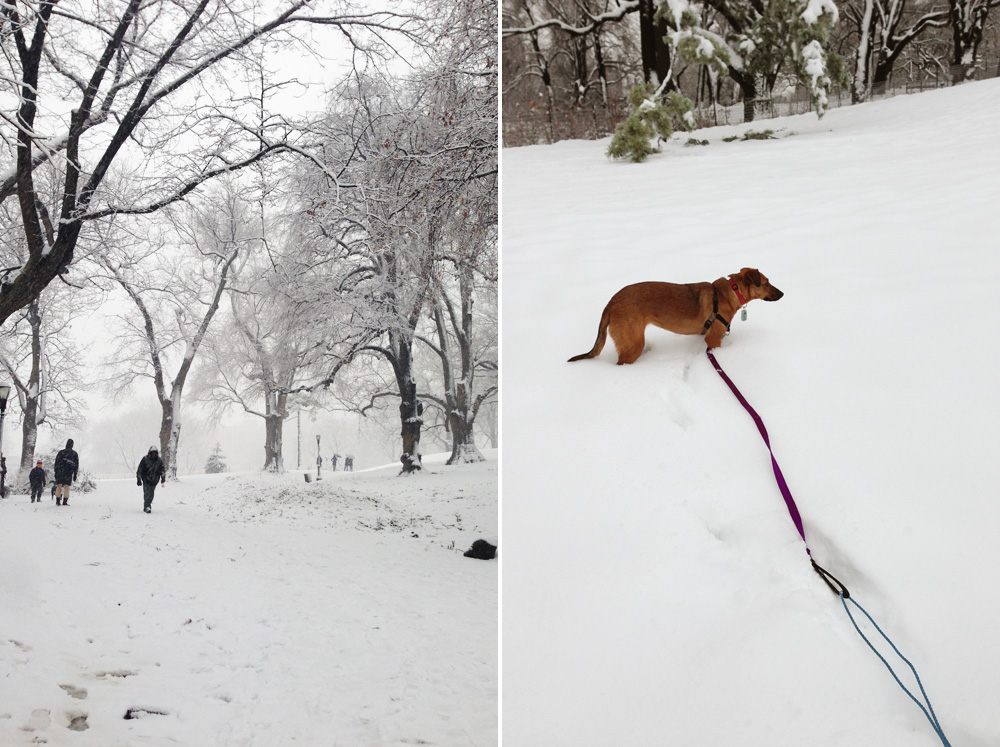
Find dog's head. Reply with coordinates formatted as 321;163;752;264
736;267;783;302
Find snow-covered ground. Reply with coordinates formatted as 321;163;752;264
0;453;497;746
502;80;1000;746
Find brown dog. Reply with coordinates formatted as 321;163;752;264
568;268;783;364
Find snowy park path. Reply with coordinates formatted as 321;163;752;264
1;461;497;746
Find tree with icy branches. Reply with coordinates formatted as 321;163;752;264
607;0;845;160
0;1;422;329
98;185;248;480
286;2;497;475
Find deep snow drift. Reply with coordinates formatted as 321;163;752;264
502;80;1000;746
1;454;497;746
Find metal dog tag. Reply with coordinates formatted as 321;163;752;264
741;308;747;321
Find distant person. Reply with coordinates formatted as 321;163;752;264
331;454;339;471
54;438;79;506
136;446;166;514
344;455;353;472
29;460;47;503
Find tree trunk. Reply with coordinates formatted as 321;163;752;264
398;375;423;474
639;0;672;87
451;267;486;465
852;0;876;103
593;31;609;106
18;417;38;476
262;390;286;472
871;59;892;96
158;399;180;480
17;300;42;473
949;1;989;84
263;413;284;472
741;80;756;123
447;382;484;465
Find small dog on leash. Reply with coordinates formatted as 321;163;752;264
568;268;783;364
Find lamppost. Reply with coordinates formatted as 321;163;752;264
0;383;10;498
316;434;322;481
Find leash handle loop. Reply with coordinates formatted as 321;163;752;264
811;559;850;599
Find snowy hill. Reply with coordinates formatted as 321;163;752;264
502;80;1000;746
0;454;497;745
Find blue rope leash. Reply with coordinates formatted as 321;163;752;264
840;593;952;747
706;349;953;746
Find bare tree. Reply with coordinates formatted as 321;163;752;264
0;1;422;327
843;0;950;101
100;187;249;478
0;287;87;474
502;0;647;140
420;265;498;464
197;275;312;473
291;0;497;473
948;0;1000;82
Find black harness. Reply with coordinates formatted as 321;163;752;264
701;287;731;334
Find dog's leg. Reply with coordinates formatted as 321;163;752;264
611;321;645;364
705;324;726;350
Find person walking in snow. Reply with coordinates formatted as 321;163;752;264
331;453;339;471
344;455;353;472
53;438;79;506
136;446;166;514
29;460;47;503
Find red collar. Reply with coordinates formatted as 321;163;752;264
729;277;747;306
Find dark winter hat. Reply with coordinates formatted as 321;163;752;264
66;438;74;448
36;460;42;465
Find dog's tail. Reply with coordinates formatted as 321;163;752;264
568;307;610;362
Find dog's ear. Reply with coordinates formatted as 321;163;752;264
742;268;762;287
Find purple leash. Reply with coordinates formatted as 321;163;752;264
705;347;956;746
706;348;848;597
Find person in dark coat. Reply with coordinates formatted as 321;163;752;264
29;460;47;503
136;446;166;514
53;438;79;506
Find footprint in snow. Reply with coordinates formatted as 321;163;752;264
67;711;89;731
124;707;168;719
20;708;51;732
59;684;88;699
